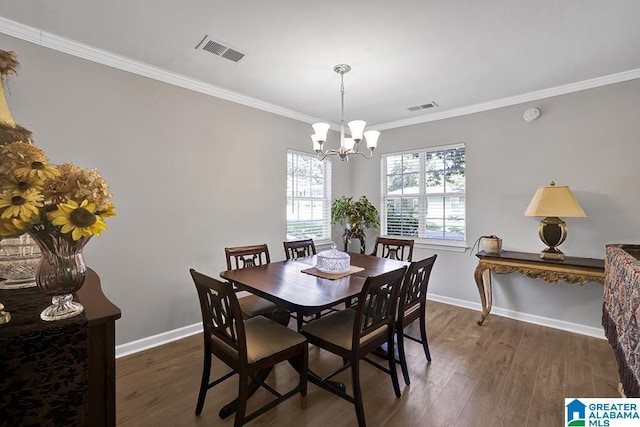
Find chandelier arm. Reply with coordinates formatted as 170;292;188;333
315;146;342;161
352;148;374;159
311;64;379;161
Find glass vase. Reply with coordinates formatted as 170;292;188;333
0;234;41;289
28;225;91;321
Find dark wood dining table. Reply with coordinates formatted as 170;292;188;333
217;251;408;419
220;251;408;318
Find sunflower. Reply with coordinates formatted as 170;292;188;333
49;199;107;241
96;203;117;220
14;160;60;181
0;189;43;222
0;217;26;237
0;141;57;179
2;174;44;196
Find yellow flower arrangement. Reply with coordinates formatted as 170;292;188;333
0;141;116;240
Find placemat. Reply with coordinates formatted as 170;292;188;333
301;265;364;280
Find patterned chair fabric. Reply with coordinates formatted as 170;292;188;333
603;245;640;397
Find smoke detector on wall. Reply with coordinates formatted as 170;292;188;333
523;107;541;122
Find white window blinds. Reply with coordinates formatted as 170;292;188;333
381;144;465;242
287;150;332;241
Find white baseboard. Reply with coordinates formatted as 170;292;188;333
428;293;605;339
115;295;605;358
115;323;202;358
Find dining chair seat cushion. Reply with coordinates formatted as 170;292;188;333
243;315;307;364
301;309;388;350
239;294;278;318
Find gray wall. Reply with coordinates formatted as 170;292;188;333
3;32;640;345
351;79;640;331
1;34;350;345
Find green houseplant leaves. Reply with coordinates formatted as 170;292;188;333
331;195;380;239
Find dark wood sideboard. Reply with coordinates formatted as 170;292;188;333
0;268;121;426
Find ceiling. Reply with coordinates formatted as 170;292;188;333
1;1;640;130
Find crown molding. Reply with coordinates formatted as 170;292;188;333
0;16;325;126
374;67;640;131
2;16;639;132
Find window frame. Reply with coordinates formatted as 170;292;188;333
380;143;467;251
286;150;332;244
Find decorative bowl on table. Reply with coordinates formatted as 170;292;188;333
316;244;351;274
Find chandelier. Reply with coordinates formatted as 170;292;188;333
311;64;379;161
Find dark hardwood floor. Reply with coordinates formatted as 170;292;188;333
116;301;619;426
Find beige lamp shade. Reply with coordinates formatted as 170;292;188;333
524;182;586;218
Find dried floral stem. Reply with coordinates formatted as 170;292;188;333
0;50;19;77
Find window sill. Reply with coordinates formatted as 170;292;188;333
315;239;335;251
414;238;468;253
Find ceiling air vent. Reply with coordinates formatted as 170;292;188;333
195;35;245;63
407;101;439;112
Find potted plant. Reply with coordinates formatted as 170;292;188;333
331;195;380;253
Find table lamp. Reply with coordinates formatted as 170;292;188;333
524;181;586;260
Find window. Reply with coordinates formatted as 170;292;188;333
381;143;465;243
287;150;332;241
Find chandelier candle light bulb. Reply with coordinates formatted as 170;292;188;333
311;64;379;161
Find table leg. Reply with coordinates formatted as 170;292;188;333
271;308;291;326
372;339;400;361
484;269;493;319
287;356;346;393
474;264;492;325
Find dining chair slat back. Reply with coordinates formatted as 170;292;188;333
370;237;414;262
225;244;271;270
224;244;277;319
283;238;333;329
190;269;308;427
395;254;437;385
301;266;407;427
283;239;317;261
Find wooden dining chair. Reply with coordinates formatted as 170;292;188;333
225;244;278;319
394;254;437;385
190;269;308;427
283;239;336;329
283;238;317;260
370;237;414;262
301;267;407;427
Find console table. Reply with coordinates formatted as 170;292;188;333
474;250;604;325
0;269;121;426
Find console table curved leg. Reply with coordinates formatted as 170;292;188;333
484;269;493;320
474;264;492;325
